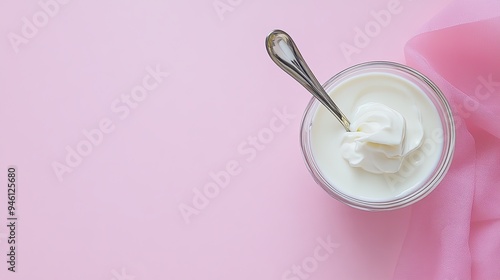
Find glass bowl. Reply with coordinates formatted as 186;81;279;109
300;61;455;210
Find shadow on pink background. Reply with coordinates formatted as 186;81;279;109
0;0;472;279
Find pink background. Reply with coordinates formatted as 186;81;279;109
0;0;453;279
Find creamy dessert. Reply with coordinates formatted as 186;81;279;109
307;71;445;203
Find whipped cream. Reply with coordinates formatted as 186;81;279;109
309;72;443;201
341;102;424;174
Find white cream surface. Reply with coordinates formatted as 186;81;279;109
340;102;423;174
310;72;443;201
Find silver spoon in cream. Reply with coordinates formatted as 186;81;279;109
265;29;351;132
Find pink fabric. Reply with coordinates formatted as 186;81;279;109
395;0;500;279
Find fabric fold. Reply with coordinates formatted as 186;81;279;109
394;0;500;279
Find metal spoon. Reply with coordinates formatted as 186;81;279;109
265;29;351;132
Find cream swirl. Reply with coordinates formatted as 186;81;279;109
340;102;424;174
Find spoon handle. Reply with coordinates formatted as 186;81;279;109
266;29;351;132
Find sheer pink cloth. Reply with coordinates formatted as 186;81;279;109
394;0;500;279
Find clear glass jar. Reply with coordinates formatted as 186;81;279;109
300;61;455;210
